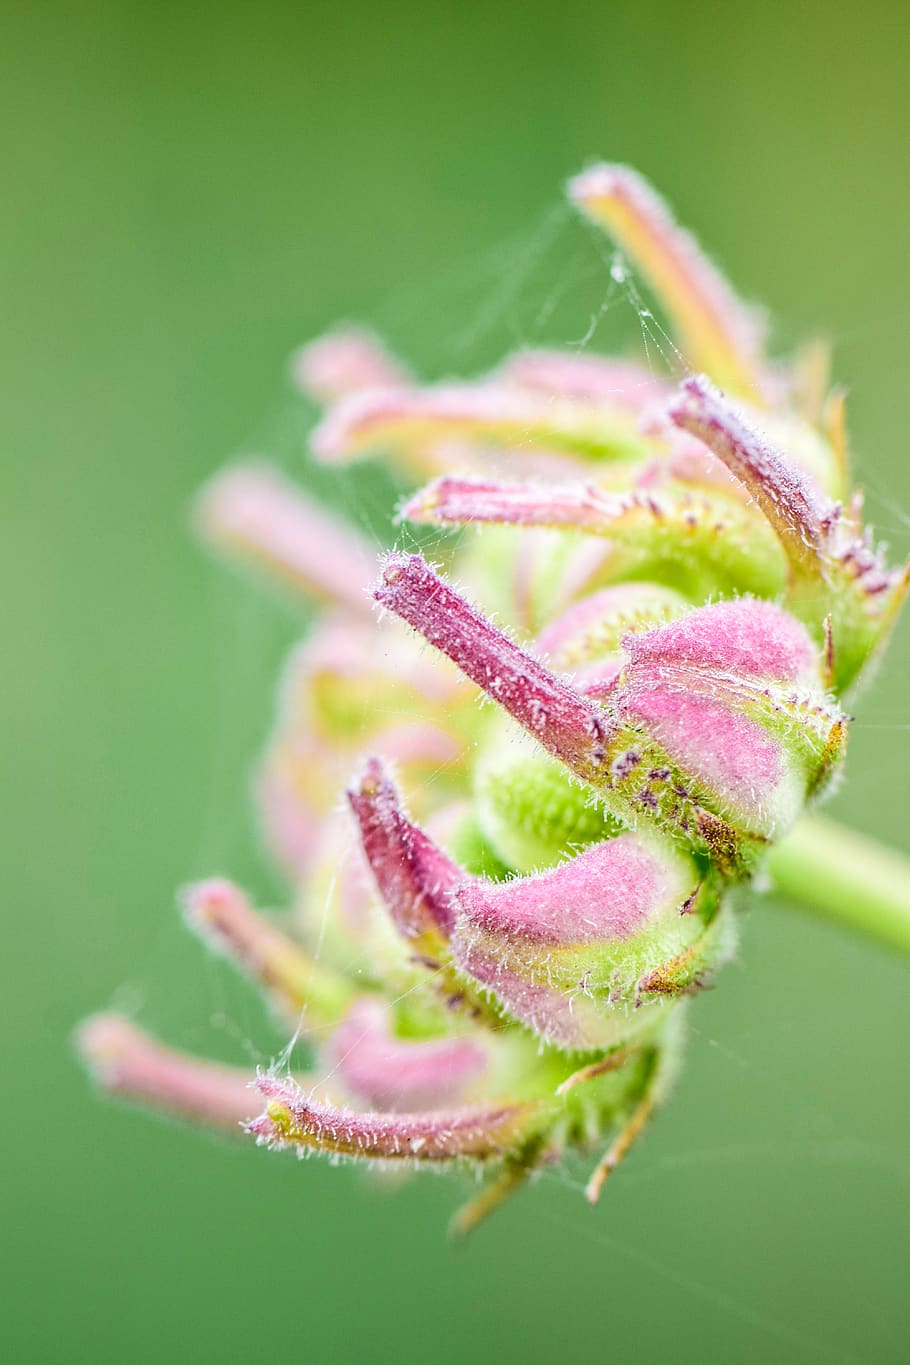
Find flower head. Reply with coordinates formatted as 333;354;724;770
79;165;907;1231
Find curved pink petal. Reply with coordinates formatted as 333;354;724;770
624;594;820;686
449;834;699;1050
447;953;614;1052
326;998;488;1111
454;835;672;946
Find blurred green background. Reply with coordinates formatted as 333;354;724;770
5;2;910;1360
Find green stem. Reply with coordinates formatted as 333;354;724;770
766;814;910;958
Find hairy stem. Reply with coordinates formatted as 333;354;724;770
767;814;910;958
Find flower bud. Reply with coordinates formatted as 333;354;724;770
608;595;847;845
375;551;845;870
81;163;908;1232
668;375;909;687
450;834;729;1051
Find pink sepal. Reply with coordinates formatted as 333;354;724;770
195;463;376;613
249;1073;533;1161
77;1014;257;1128
326;997;488;1111
291;326;410;404
347;757;461;939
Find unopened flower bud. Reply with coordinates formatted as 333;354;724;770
450;834;726;1050
82;163;910;1231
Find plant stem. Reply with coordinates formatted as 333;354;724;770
766;814;910;958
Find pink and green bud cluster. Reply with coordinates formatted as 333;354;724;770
79;165;907;1230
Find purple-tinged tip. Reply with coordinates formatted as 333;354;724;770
668;375;827;574
347;757;461;940
373;552;614;783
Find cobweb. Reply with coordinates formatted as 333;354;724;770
108;186;910;1362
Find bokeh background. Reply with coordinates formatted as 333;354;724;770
5;2;910;1360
